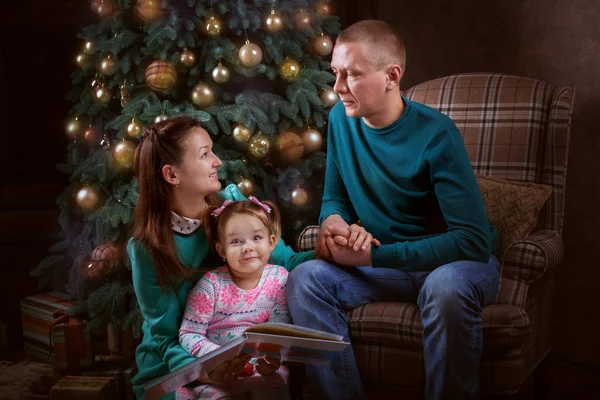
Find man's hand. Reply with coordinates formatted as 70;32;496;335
315;215;349;260
326;236;373;267
200;354;251;385
256;356;281;376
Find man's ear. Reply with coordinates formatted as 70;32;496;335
386;64;403;91
215;242;226;260
161;164;179;186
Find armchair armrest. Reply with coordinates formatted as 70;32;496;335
501;230;564;283
297;225;319;252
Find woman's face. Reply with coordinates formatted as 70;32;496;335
174;127;222;196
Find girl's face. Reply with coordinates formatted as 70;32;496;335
172;127;222;197
216;213;277;281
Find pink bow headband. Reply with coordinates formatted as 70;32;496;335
210;196;271;217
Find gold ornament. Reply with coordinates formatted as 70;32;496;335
265;9;283;32
301;128;323;152
100;133;111;148
316;2;332;15
76;186;101;212
90;75;99;88
291;187;309;206
279;58;302;82
179;49;196;67
191;82;215;108
204;16;221;36
232;123;252;143
320;89;339;107
239;41;263;68
85;244;121;279
76;53;87;67
293;9;311;28
94;85;113;104
127;119;143;138
84;127;99;143
66;117;82;138
113;140;136;169
91;0;115;18
248;134;271;159
145;60;177;91
136;0;166;22
313;34;333;57
276;131;304;164
155;114;169;123
120;82;130;107
237;178;254;196
99;55;117;75
84;40;94;54
212;63;230;84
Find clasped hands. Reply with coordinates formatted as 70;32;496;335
200;354;281;385
315;215;381;266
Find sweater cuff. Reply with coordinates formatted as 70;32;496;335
371;244;398;268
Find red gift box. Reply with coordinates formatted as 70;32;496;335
50;310;94;373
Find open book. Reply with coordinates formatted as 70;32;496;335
144;323;350;400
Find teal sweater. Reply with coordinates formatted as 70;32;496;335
128;185;314;399
321;98;496;271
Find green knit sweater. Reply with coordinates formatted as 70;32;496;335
320;98;496;271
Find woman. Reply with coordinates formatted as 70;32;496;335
128;116;314;399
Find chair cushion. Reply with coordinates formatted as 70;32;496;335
346;302;529;351
476;175;552;252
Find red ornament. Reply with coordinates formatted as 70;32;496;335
85;244;121;279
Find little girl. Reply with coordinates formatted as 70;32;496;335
177;197;291;400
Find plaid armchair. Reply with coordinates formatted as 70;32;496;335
297;73;574;396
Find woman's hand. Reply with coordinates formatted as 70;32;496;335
199;354;251;385
326;223;381;251
256;356;281;376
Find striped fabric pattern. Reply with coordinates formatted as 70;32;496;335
296;73;573;395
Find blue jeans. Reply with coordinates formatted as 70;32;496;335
287;256;501;400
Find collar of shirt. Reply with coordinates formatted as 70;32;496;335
171;211;202;235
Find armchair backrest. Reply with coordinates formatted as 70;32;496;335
404;73;574;234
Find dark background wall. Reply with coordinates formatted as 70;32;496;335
0;0;90;354
340;0;600;371
1;0;599;384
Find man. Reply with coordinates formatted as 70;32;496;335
287;20;500;400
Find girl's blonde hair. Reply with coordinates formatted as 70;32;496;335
203;199;281;249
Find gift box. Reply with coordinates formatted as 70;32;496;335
107;321;140;358
50;375;114;400
23;337;55;363
21;291;79;347
51;310;94;373
83;362;136;400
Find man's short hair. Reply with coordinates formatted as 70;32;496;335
336;20;406;72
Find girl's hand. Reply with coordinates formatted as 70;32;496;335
200;354;251;385
256;356;281;376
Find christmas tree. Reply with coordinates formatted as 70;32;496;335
32;0;339;336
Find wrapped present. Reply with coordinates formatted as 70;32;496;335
107;321;140;358
21;291;78;347
50;375;114;400
83;362;136;400
50;310;94;373
23;337;55;363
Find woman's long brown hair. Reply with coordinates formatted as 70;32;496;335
131;116;222;288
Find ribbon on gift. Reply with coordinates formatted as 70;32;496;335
49;310;93;373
